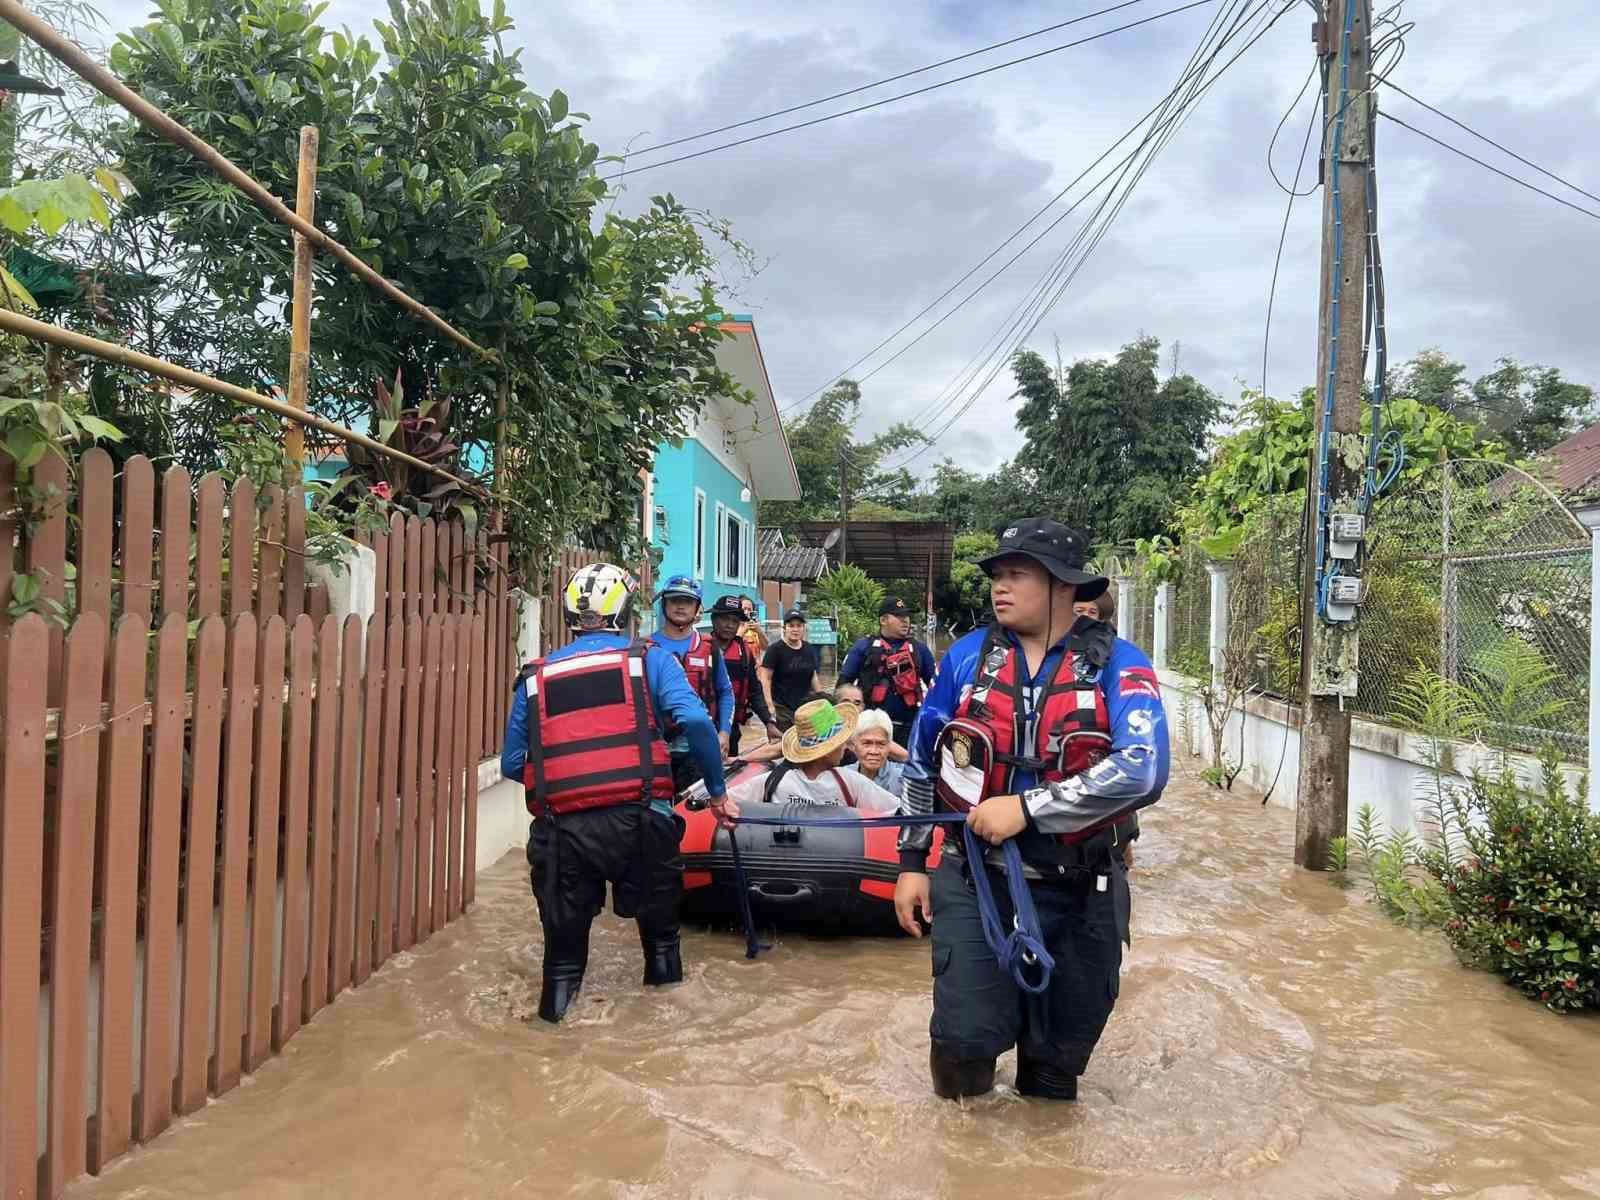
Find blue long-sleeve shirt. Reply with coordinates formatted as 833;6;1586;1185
648;627;734;755
838;635;936;728
500;632;727;810
898;623;1169;870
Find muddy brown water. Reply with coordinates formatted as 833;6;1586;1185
67;770;1600;1199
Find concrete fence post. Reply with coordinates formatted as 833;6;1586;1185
510;589;539;662
1153;581;1173;670
1205;562;1230;687
307;536;377;662
1115;575;1135;642
1572;502;1600;812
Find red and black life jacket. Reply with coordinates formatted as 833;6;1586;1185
718;635;753;724
651;630;721;724
861;637;923;708
521;641;674;816
933;624;1120;850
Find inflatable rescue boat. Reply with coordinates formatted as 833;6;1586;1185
676;763;945;935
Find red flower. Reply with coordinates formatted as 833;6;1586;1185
1564;979;1578;991
1506;939;1523;952
370;482;393;501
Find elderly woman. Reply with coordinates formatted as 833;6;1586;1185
845;708;906;799
727;699;899;813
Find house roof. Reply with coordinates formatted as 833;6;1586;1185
758;527;830;582
709;316;801;501
792;519;956;586
1545;420;1600;495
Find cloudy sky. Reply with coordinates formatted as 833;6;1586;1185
94;0;1600;474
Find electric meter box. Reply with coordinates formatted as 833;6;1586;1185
1328;511;1364;560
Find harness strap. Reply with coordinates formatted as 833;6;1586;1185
628;642;655;800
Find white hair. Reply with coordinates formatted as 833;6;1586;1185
855;709;894;739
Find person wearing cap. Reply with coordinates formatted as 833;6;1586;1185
648;575;735;792
708;594;781;756
893;517;1169;1102
501;563;737;1023
728;698;899;812
838;596;937;748
760;610;821;731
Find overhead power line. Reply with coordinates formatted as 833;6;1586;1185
1379;80;1600;209
628;0;1153;157
607;0;1219;179
1380;112;1600;224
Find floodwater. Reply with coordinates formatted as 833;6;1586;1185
69;769;1600;1200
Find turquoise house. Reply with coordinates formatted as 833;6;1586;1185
644;315;799;621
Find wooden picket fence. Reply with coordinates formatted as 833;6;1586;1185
0;449;523;1198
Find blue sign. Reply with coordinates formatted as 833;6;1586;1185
807;618;837;646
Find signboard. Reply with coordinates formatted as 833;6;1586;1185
807;618;837;646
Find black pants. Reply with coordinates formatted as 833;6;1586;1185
670;751;704;795
891;714;917;748
526;805;684;979
929;856;1122;1078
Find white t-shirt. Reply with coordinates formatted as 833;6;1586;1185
729;764;900;813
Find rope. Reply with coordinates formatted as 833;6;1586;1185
724;811;1055;994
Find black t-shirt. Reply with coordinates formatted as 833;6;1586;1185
762;640;820;711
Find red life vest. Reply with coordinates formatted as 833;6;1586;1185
652;630;721;718
718;635;753;724
934;625;1114;846
861;638;923;708
521;641;674;816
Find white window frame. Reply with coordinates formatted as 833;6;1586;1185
692;489;706;579
717;505;753;586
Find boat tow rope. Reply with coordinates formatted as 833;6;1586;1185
724;812;1055;995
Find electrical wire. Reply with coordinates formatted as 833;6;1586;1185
1267;61;1320;197
861;0;1292;484
757;0;1258;426
1379;112;1600;223
1379;81;1600;208
1262;61;1321;399
606;0;1220;179
627;0;1156;157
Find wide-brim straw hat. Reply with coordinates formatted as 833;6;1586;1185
782;699;860;764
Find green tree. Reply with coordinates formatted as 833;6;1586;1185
91;0;746;566
921;460;1039;537
760;379;923;532
807;563;885;646
1463;358;1595;457
1388;348;1469;415
1010;336;1219;544
937;531;998;630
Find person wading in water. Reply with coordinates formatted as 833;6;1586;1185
893;518;1169;1101
648;576;734;793
500;563;738;1023
838;596;936;748
707;594;781;757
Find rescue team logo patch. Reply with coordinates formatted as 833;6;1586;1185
951;730;973;768
1119;666;1161;699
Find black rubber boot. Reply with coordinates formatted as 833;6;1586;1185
642;938;683;986
929;1046;996;1100
538;969;584;1023
1015;1052;1079;1101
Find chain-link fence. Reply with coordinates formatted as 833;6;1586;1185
1169;541;1213;677
1225;496;1306;697
1359;459;1590;761
1121;576;1155;658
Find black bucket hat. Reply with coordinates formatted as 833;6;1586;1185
977;517;1109;602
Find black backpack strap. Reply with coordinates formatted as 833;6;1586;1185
763;760;795;805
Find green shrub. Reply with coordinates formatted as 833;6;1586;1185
808;564;886;647
1425;747;1600;1012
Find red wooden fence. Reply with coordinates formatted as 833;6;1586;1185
0;450;514;1198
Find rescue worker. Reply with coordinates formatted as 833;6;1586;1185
708;594;781;756
648;575;734;792
838;596;935;747
892;518;1169;1101
500;563;738;1023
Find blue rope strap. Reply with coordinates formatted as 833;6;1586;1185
722;812;1055;994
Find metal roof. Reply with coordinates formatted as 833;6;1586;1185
757;527;830;582
792;520;956;585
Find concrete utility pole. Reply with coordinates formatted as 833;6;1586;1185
838;448;850;568
1295;0;1371;869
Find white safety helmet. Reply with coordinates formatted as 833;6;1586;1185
562;562;637;631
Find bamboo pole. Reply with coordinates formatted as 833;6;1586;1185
0;308;493;501
0;0;495;362
285;125;319;467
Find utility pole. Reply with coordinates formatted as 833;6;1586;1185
838;448;850;568
1295;0;1371;868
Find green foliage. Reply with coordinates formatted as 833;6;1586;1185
1324;836;1351;877
340;370;475;528
1462;356;1595;457
1181;389;1497;542
1469;639;1572;754
0;169;123;237
1010;337;1219;544
1429;748;1600;1012
1345;802;1451;927
1131;534;1180;584
761;380;924;533
97;0;747;571
808;564;885;646
1394;666;1485;869
939;531;997;630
